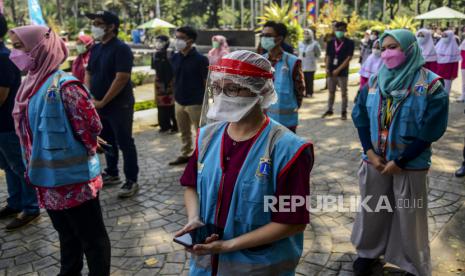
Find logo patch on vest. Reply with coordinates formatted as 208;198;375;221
414;84;427;96
256;158;272;177
197;163;204;174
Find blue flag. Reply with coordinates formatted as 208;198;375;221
28;0;47;26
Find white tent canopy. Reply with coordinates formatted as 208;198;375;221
415;6;465;20
137;18;176;29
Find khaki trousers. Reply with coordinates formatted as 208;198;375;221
175;102;202;157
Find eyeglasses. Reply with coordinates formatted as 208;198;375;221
210;83;249;97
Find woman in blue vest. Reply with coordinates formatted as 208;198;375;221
351;29;448;276
9;25;110;275
176;50;314;276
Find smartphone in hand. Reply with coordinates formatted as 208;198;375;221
173;224;223;248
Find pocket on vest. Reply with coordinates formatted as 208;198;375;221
38;118;69;150
235;179;272;226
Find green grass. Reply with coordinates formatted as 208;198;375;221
134;100;156;112
314;67;360;80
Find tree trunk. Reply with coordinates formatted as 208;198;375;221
240;0;244;29
56;0;63;25
10;0;17;24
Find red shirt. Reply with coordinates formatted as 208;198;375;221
180;125;313;229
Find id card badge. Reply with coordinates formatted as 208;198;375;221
333;58;338;66
380;129;389;154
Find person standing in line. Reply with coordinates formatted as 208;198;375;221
9;25;110;276
168;26;209;166
298;28;321;98
176;50;314;276
151;35;178;133
261;21;305;133
360;30;372;65
71;34;94;82
435;30;461;94
322;21;354;120
207;35;230;65
351;29;448;276
85;11;140;198
416;28;439;74
358;40;382;90
457;38;465;102
0;14;40;231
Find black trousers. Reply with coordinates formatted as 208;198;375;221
304;71;315;97
99;106;139;182
158;105;178;131
47;198;111;276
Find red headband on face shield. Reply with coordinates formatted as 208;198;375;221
209;58;274;79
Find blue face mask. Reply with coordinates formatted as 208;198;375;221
417;37;425;44
261;37;276;51
335;31;345;39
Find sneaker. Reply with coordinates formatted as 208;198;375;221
0;206;21;219
6;212;40;231
353;257;380;276
455;165;465;177
341;112;348;120
102;172;122;186
321;110;334;118
118;181;139;198
168;156;190;166
169;128;178;134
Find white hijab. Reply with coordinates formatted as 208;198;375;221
416;28;437;62
435;30;461;64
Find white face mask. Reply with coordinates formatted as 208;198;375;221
174;39;187;51
91;25;105;40
372;49;381;56
155;41;167;50
206;94;260;123
369;34;377;41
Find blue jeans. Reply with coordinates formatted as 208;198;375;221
0;131;39;215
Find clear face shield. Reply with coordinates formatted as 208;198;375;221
199;58;276;127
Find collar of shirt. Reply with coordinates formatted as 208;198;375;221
267;48;284;65
182;47;198;58
101;37;118;47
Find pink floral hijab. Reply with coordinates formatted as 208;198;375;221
9;25;68;144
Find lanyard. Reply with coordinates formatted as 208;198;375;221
334;40;344;54
384;98;393;129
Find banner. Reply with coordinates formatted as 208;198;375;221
293;1;300;20
306;0;316;23
28;0;47;26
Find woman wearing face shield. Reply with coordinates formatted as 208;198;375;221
175;50;314;276
351;29;448;276
151;35;177;133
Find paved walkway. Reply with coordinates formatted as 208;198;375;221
0;77;464;276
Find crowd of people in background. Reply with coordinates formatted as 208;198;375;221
1;7;465;276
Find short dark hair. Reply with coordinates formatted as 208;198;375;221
335;21;347;29
0;14;7;38
371;30;380;36
264;21;288;38
176;26;198;41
